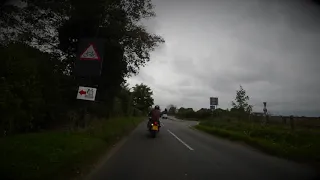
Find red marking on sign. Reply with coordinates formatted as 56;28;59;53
80;43;101;61
79;90;86;95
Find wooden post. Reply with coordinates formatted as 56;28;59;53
282;116;287;124
290;115;295;130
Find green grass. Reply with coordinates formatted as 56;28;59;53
0;116;144;180
195;120;320;163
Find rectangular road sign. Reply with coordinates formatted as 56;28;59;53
77;86;97;101
74;38;105;77
210;97;218;106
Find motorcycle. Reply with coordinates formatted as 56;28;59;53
148;117;160;138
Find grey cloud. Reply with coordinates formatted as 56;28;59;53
127;0;320;116
170;56;196;73
175;78;192;87
135;69;155;83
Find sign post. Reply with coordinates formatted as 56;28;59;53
210;97;218;118
74;38;105;101
73;38;105;127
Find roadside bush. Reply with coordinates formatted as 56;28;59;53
174;107;242;121
0;43;67;135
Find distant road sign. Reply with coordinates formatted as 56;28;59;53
77;86;97;101
210;97;218;106
74;38;105;77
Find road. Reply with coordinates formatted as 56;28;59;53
86;117;318;180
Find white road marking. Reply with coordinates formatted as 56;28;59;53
167;129;194;151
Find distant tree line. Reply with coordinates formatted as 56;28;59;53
168;85;254;120
0;0;163;135
168;85;316;129
168;107;250;121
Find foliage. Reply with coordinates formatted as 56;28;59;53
0;43;71;134
132;83;154;113
167;104;177;115
116;83;134;116
231;85;252;113
173;106;230;120
0;0;162;135
0;1;66;54
57;0;164;75
176;107;196;119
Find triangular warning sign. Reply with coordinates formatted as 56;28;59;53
80;44;100;60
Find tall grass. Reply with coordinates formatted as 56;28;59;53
196;119;320;162
0;117;144;180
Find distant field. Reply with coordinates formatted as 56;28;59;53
0;117;144;180
249;115;320;129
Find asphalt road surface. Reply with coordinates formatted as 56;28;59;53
86;117;318;180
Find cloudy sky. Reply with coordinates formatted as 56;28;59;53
126;0;320;116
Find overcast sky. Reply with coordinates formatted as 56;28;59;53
126;0;320;116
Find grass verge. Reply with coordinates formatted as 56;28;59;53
0;116;144;180
195;121;320;164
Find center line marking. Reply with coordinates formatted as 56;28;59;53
167;129;194;151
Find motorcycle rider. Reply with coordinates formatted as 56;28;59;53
148;105;161;129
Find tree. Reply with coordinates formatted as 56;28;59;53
0;43;70;134
132;83;154;113
231;85;252;113
176;107;195;118
56;0;164;112
167;104;177;115
196;108;211;119
57;0;164;73
117;82;133;116
1;0;164;76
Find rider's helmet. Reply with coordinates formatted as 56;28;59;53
154;105;160;110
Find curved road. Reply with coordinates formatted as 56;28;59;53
86;117;318;180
